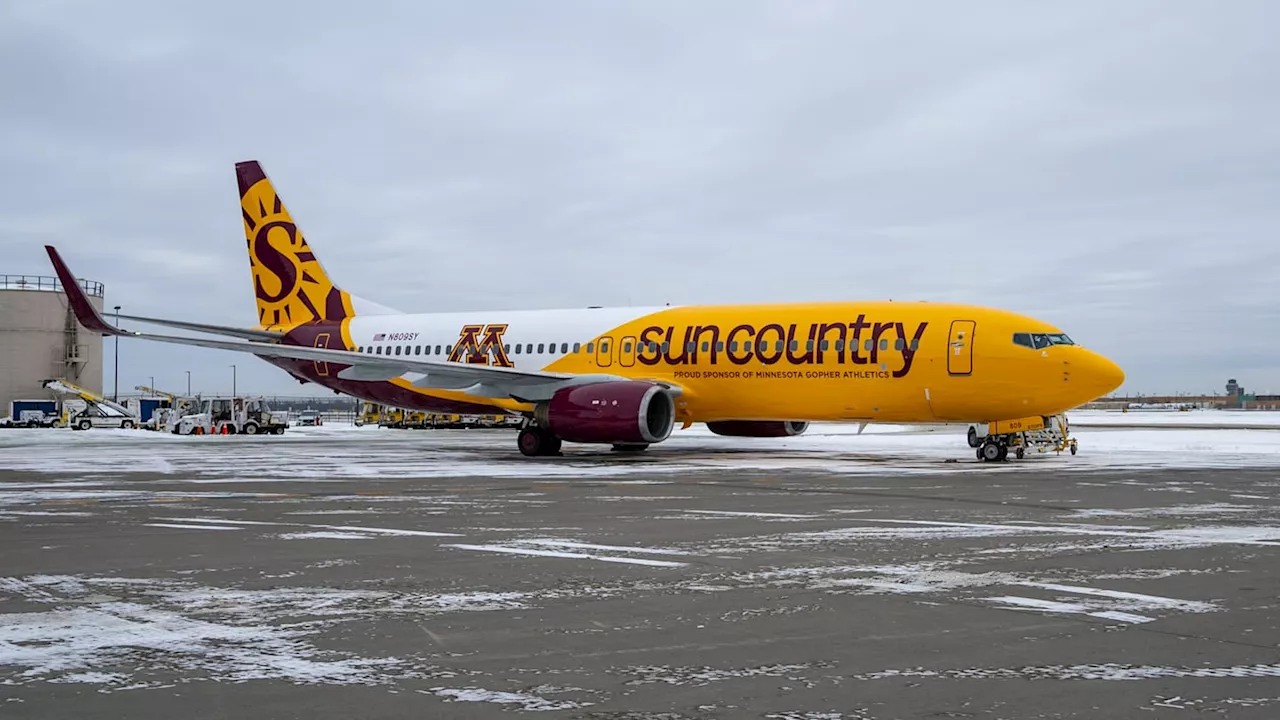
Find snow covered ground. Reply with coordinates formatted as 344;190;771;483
0;410;1276;479
1;410;1278;715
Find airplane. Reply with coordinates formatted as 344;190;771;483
45;160;1125;460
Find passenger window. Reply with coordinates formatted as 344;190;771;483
586;343;594;353
687;342;696;352
789;340;798;351
879;339;888;351
561;343;568;353
910;338;919;351
503;344;510;353
395;346;402;356
601;342;609;353
864;339;873;351
730;341;738;351
776;341;783;351
623;342;632;353
758;340;768;352
819;340;828;351
357;346;363;353
661;342;669;353
376;346;383;355
435;345;441;354
573;343;581;352
701;341;709;353
835;340;843;351
537;343;544;353
514;344;521;354
806;340;814;351
415;345;422;355
894;338;904;350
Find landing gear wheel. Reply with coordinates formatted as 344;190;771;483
1015;446;1025;460
967;426;980;448
981;442;1003;462
518;428;562;457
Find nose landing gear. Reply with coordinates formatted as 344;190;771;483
978;438;1008;462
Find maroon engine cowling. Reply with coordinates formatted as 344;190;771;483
535;381;675;445
706;420;809;437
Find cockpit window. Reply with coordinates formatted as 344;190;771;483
1014;332;1076;349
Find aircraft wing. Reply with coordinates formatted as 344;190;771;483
116;314;284;341
46;246;677;402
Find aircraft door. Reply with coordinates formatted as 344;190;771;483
619;336;636;367
314;332;331;377
596;336;614;367
947;320;975;376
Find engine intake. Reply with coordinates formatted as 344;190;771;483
536;381;675;445
706;420;809;437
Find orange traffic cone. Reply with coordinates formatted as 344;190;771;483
220;424;228;435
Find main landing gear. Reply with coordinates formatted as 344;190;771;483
518;425;562;457
515;420;651;457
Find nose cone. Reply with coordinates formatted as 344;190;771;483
1080;350;1125;400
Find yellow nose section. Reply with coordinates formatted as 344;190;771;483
1079;350;1125;400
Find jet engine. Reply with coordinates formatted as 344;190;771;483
705;420;809;437
535;381;675;445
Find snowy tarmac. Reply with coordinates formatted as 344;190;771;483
2;414;1280;718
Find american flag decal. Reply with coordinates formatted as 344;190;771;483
372;333;385;341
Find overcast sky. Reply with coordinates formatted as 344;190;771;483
2;1;1277;397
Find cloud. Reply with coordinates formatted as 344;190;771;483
2;1;1278;397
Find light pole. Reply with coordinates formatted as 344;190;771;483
149;376;154;394
185;371;191;396
113;305;121;401
231;364;237;396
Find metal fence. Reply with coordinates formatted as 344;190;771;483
0;274;105;298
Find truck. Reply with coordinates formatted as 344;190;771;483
2;400;60;428
42;379;140;430
172;396;289;435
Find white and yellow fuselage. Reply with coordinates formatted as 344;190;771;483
279;300;1123;427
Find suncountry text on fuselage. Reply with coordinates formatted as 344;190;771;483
638;315;928;377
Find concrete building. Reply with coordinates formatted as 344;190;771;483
0;273;105;415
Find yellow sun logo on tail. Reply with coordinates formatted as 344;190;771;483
236;161;352;330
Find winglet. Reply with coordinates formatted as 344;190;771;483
44;246;121;336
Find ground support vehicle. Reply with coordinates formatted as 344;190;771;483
42;379;140;430
171;397;289;435
967;414;1077;462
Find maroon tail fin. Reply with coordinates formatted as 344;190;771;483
44;246;122;336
